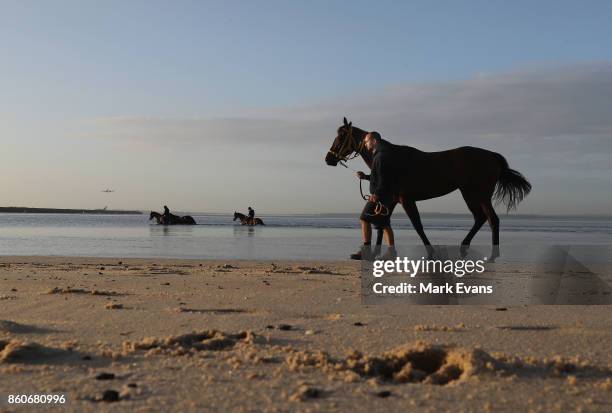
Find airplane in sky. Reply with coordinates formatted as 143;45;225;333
101;189;115;193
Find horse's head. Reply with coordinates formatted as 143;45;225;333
233;212;239;221
149;211;156;220
325;117;363;166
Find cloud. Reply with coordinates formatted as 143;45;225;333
88;116;328;147
88;62;612;153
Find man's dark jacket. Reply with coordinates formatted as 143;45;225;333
367;145;394;201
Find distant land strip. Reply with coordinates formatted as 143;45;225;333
0;207;142;215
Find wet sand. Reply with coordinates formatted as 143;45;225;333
1;256;611;412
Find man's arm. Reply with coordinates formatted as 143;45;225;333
356;171;370;180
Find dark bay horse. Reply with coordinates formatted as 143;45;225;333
233;212;265;226
325;118;531;255
149;211;196;225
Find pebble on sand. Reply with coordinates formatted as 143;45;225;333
95;372;115;380
101;390;120;402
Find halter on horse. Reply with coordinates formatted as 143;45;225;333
326;119;365;165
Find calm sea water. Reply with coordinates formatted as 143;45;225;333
0;213;611;260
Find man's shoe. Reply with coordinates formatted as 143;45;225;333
350;245;373;261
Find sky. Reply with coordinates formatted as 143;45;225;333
1;0;611;215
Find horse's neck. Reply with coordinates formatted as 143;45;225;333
352;127;373;169
151;212;162;223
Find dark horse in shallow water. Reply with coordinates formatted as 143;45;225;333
325;118;531;257
149;211;196;225
233;212;265;226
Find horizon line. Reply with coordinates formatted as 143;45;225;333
2;206;612;220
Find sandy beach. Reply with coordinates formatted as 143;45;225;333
1;256;611;412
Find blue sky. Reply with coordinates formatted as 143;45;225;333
1;1;611;214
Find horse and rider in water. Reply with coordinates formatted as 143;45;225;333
149;205;264;226
149;206;196;225
326;117;531;261
234;207;265;226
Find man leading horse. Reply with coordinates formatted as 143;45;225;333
326;117;531;261
351;131;397;261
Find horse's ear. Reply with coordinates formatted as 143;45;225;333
348;122;352;128
343;117;348;126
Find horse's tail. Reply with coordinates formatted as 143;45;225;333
494;154;532;212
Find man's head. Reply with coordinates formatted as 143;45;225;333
364;131;381;152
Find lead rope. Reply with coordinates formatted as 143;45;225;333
339;160;389;216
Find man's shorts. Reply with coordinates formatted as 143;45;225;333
360;199;396;229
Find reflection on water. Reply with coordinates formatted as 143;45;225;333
232;225;256;237
0;213;611;260
150;225;196;237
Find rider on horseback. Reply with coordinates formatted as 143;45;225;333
163;205;171;225
351;132;396;261
247;207;255;225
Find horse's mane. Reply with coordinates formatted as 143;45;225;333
342;125;420;152
380;139;422;155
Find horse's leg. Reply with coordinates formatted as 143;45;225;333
400;199;431;246
460;193;487;247
481;200;500;260
481;200;499;245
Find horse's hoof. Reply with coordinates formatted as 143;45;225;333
489;245;500;262
378;247;397;261
425;245;435;259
